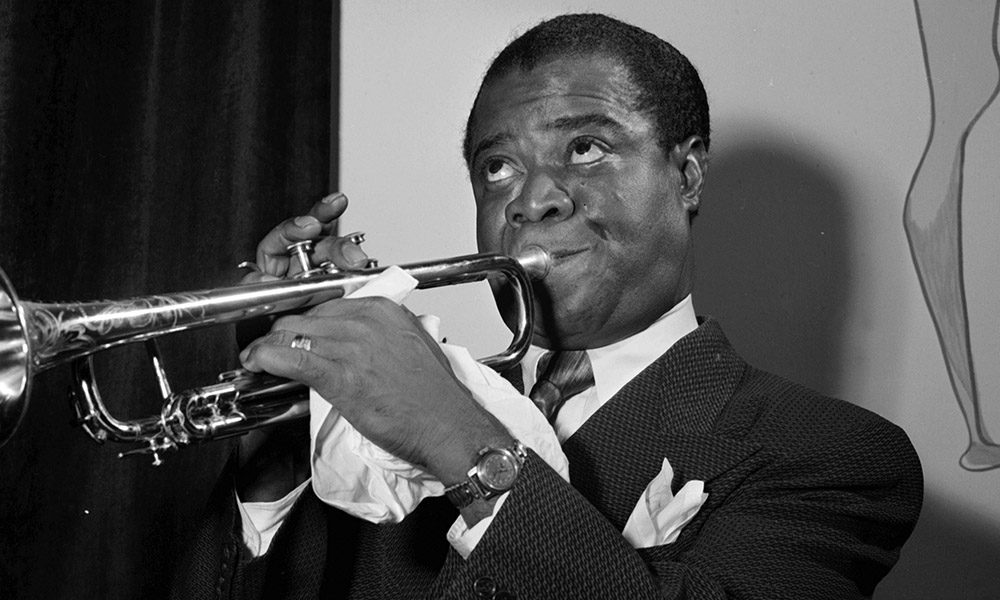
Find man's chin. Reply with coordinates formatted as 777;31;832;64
492;277;607;348
533;301;608;350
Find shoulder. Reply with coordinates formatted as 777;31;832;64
675;319;921;480
729;366;906;445
660;319;910;443
720;365;922;493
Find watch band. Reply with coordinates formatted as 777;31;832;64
443;478;483;509
444;441;527;509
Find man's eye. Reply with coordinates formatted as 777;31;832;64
569;139;607;165
484;159;516;183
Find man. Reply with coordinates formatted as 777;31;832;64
175;13;922;599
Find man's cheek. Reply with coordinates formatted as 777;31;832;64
476;216;506;253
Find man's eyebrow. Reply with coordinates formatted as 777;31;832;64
546;113;626;134
470;132;514;165
469;114;626;164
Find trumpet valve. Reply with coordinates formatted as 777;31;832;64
318;260;340;274
286;241;315;277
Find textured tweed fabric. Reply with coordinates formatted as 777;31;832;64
171;319;922;599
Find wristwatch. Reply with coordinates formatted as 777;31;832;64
444;441;528;509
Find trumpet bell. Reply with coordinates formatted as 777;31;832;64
0;266;31;448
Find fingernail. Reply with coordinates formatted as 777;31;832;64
321;193;346;204
294;215;319;228
343;243;368;266
261;256;277;274
237;261;262;273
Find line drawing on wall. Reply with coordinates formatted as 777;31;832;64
904;0;1000;471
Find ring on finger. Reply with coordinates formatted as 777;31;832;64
289;334;312;352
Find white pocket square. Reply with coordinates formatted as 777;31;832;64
622;458;708;549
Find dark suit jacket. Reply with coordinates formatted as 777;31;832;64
172;319;923;599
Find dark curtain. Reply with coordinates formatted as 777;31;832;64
0;1;337;598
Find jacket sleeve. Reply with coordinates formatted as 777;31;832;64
434;418;923;600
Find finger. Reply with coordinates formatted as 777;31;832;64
306;193;349;235
257;193;351;276
239;271;281;285
239;328;298;366
239;327;359;370
303;297;426;330
240;326;314;357
257;214;325;276
295;300;431;352
312;235;370;270
254;310;366;344
240;336;350;400
243;309;407;371
297;299;455;372
246;299;454;371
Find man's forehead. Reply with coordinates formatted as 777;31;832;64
468;56;641;141
476;55;637;111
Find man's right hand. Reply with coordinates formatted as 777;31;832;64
242;192;370;284
236;192;369;502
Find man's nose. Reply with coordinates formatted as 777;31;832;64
505;171;574;226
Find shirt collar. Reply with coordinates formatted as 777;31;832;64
522;295;698;403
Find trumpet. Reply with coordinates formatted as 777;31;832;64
0;243;550;464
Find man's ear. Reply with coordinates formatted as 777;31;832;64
671;135;708;212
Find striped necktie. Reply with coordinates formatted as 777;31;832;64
529;350;594;423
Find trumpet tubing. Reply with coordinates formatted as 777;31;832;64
0;247;549;463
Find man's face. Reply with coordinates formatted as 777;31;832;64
467;54;705;349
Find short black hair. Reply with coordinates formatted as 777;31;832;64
463;13;710;166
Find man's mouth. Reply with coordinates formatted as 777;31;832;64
507;236;591;271
549;247;588;261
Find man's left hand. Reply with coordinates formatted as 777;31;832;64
238;295;514;488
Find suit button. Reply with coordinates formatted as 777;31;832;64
473;576;497;598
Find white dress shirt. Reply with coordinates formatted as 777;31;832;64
241;295;698;557
522;294;698;443
445;295;698;556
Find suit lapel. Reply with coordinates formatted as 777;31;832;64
561;319;759;531
561;350;669;530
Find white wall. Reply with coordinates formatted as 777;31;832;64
341;2;1000;597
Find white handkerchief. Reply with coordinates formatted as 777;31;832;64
308;266;568;524
622;458;708;549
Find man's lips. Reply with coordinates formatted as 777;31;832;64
512;245;590;281
510;243;588;263
549;247;588;260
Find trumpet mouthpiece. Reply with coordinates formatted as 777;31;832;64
516;245;552;280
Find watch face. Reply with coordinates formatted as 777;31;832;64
478;451;519;491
